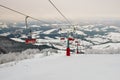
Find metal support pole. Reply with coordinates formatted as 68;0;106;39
25;16;32;39
66;31;70;56
25;16;29;28
66;38;70;56
76;44;79;54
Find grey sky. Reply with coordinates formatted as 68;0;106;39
0;0;120;21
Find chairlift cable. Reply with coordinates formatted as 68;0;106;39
48;0;72;26
0;4;49;24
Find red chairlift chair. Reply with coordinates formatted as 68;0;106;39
60;37;65;40
77;43;80;46
25;16;36;44
75;41;78;43
25;38;36;44
25;34;36;44
68;37;74;41
25;30;37;44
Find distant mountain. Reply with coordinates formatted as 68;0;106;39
0;23;120;52
0;36;57;54
0;22;8;28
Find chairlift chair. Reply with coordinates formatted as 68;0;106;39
77;43;80;46
60;37;65;40
25;29;36;44
68;37;74;41
25;16;36;44
75;41;78;43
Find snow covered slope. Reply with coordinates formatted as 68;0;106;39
1;23;120;52
0;54;120;80
43;29;57;34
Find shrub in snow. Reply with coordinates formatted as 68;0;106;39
0;53;18;64
85;48;120;54
40;48;58;56
0;49;41;64
0;48;59;64
21;49;40;55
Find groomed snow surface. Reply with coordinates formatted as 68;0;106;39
0;53;120;80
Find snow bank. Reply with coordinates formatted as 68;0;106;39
0;49;40;64
0;32;10;36
85;48;120;54
11;38;25;42
43;29;57;34
86;37;109;44
92;43;120;49
0;48;58;64
0;54;120;80
107;32;120;42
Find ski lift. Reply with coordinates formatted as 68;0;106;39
25;29;36;44
59;28;65;40
25;38;36;44
75;41;78;43
25;16;36;44
60;37;65;40
77;43;80;46
68;37;74;41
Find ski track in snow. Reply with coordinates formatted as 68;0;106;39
43;29;56;34
0;54;120;80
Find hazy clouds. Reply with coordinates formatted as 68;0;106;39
0;0;120;21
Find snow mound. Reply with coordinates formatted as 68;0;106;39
107;32;120;42
43;29;57;34
0;54;120;80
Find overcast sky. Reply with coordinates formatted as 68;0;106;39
0;0;120;21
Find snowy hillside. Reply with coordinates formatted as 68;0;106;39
0;53;120;80
1;23;120;53
0;23;120;80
